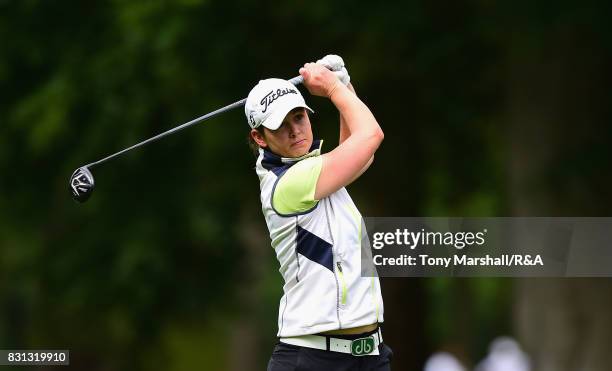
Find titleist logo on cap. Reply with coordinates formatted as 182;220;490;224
260;88;298;113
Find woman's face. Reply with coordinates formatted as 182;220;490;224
251;108;313;158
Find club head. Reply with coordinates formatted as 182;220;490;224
70;167;95;203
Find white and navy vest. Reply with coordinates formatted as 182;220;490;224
255;140;384;337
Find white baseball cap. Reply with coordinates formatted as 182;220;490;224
245;78;313;130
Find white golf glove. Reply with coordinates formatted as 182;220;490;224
316;54;350;85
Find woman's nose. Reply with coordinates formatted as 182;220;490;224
288;122;301;136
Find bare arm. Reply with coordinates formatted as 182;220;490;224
339;82;374;183
338;82;354;145
299;63;384;200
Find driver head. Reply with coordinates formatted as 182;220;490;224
70;167;95;203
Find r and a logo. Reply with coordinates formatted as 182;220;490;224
351;336;375;356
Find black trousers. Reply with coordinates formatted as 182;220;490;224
267;342;393;371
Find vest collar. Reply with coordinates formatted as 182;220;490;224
259;139;323;175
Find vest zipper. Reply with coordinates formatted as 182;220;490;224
337;261;347;306
295;217;300;282
325;199;342;328
295;250;300;283
332;259;342;328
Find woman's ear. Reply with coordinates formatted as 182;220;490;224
251;129;267;148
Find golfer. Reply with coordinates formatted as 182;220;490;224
245;56;392;371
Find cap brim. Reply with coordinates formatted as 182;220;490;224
261;102;314;131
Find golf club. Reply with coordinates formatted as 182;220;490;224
70;75;305;203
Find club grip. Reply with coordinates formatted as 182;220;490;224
288;75;304;86
287;68;343;87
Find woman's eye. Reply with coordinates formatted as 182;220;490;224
295;114;304;121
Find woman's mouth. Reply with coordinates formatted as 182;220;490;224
291;139;306;147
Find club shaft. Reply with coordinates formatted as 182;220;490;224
86;75;304;169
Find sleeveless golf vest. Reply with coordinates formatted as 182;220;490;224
255;140;384;337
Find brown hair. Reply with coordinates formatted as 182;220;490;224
247;127;265;156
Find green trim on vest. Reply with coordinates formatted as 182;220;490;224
273;156;323;214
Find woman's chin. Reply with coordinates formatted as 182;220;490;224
294;147;312;158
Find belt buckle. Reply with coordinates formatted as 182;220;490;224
350;336;375;356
